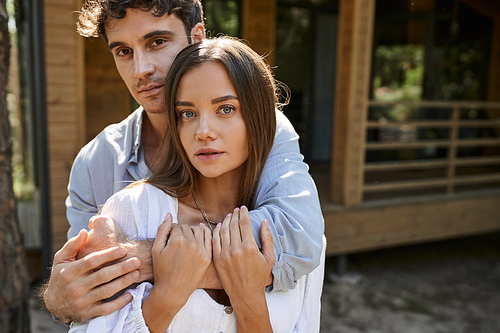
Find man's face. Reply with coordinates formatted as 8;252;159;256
106;8;203;114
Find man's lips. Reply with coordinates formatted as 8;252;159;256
138;84;164;97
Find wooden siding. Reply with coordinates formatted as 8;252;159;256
44;0;85;253
324;193;500;255
331;0;376;206
241;0;277;65
84;38;131;142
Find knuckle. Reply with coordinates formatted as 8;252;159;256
94;268;113;284
73;298;86;310
82;255;98;270
58;267;73;284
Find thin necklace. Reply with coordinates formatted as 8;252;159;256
193;193;219;230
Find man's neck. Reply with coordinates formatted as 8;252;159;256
141;111;168;170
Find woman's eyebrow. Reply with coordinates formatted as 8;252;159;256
211;95;239;104
175;101;195;107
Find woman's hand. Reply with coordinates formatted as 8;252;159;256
212;206;275;333
142;213;212;333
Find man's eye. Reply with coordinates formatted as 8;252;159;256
116;49;131;56
152;39;166;47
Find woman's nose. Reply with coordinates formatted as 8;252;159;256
195;115;217;141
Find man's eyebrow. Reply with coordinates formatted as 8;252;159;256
143;30;175;41
108;41;125;51
108;30;175;51
212;95;239;104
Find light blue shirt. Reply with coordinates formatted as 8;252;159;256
66;107;324;291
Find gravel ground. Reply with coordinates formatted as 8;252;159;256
30;232;500;333
320;232;500;333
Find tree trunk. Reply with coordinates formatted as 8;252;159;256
0;0;31;331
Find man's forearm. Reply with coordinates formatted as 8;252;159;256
127;240;154;283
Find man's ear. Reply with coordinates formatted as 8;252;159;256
190;22;205;43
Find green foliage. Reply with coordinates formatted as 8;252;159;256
203;0;240;37
371;45;424;121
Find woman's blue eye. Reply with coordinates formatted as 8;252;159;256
220;106;234;114
180;110;195;119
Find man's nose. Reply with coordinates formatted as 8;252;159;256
134;50;154;78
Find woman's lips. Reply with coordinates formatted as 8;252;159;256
196;148;224;162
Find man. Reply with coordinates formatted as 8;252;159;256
43;0;324;324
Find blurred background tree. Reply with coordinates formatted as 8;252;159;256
0;0;31;331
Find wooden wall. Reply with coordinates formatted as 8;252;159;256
84;38;131;142
330;0;375;206
44;0;85;253
241;0;277;65
324;194;500;255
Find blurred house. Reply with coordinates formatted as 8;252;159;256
13;0;500;279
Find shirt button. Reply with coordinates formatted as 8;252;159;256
224;306;233;314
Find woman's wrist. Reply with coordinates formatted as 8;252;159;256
142;287;183;333
231;292;273;333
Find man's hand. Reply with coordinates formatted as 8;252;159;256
43;229;141;323
77;215;154;282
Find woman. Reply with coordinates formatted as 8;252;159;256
69;37;324;333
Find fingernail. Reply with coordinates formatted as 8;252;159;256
130;271;140;280
264;219;269;229
125;293;133;302
241;205;246;209
234;207;239;212
217;223;221;228
164;213;171;220
118;247;127;256
227;213;232;217
130;259;141;269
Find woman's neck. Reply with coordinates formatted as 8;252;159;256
194;176;241;223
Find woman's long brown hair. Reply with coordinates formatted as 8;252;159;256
146;37;283;209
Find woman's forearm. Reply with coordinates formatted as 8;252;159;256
142;287;183;333
232;293;273;333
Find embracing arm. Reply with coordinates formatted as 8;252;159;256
249;110;324;291
44;152;143;323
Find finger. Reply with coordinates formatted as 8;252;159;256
212;223;222;258
77;246;129;276
192;225;205;246
229;207;242;245
87;265;141;301
180;224;196;242
220;213;232;250
88;216;96;230
153;213;172;254
260;220;275;265
53;229;89;265
86;292;134;320
238;206;254;243
200;223;212;253
82;257;141;291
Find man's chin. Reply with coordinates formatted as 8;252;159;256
139;100;167;114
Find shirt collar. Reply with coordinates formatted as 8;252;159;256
133;107;144;158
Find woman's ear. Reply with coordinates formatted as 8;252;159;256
190;22;205;44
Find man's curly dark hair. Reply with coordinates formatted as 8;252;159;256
77;0;204;43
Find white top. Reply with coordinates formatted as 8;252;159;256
69;184;325;333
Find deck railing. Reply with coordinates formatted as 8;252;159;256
363;100;500;199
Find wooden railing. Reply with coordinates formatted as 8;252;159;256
363;101;500;198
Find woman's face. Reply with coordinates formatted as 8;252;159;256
175;61;249;180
